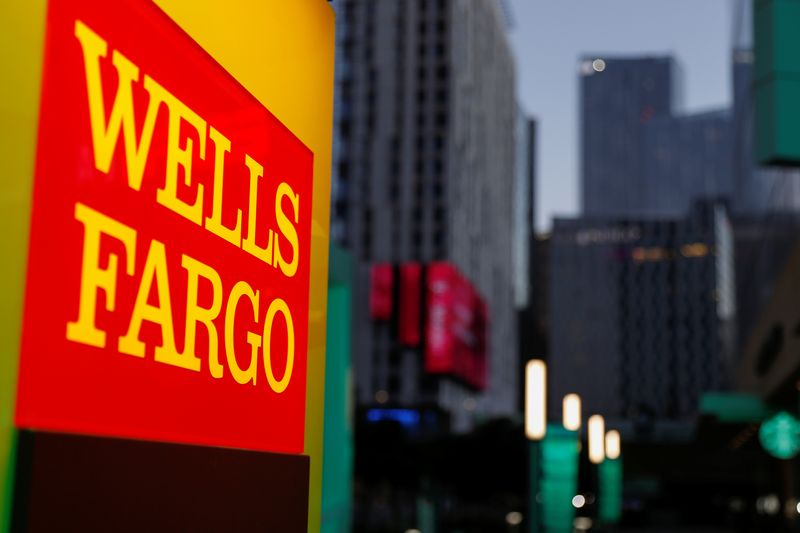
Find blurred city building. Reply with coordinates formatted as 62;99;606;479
642;110;734;216
330;0;518;432
549;201;736;431
580;56;676;216
582;45;800;222
513;113;535;312
732;212;800;353
514;114;538;409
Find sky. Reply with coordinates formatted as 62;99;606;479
506;0;737;231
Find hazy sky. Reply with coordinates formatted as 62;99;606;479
506;0;736;231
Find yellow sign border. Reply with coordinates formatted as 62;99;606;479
0;1;334;531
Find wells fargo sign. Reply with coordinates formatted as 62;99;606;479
15;0;313;454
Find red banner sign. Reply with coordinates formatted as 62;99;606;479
398;263;422;347
15;0;313;454
369;263;394;320
424;262;487;391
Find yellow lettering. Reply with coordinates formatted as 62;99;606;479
273;182;300;277
150;80;207;225
181;255;223;378
241;155;274;265
224;281;261;385
118;240;186;371
74;20;159;191
66;203;137;348
204;127;243;246
263;298;294;394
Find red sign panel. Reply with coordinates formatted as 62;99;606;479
425;263;455;373
398;263;422;347
16;0;313;454
424;262;488;391
369;263;394;320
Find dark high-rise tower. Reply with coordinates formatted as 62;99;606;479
580;56;675;216
549;201;736;427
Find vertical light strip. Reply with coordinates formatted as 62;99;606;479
525;360;546;440
588;414;605;464
562;393;581;431
605;429;621;460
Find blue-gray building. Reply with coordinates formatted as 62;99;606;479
580;56;676;216
642;109;734;217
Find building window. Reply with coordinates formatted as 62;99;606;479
388;375;400;395
338;160;350;180
362;230;372;261
339;119;351;140
433;231;444;249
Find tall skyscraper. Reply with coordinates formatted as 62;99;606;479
581;50;779;219
549;201;736;428
642;109;734;216
580;56;676;216
514;113;536;409
513;113;535;310
331;0;518;430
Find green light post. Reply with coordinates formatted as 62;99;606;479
540;424;580;533
321;245;354;533
529;439;541;533
598;429;622;525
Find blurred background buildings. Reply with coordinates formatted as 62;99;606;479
330;0;519;433
549;201;736;430
322;0;800;531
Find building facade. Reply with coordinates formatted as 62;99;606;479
331;0;518;431
642;110;734;217
580;56;676;216
549;202;736;429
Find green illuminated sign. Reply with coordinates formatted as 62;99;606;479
540;425;579;533
759;411;800;459
599;459;622;524
755;0;800;164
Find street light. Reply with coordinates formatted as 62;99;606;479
525;359;546;533
588;415;605;464
563;393;581;431
599;429;623;524
525;360;547;441
605;430;621;460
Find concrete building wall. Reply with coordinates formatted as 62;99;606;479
331;0;518;430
